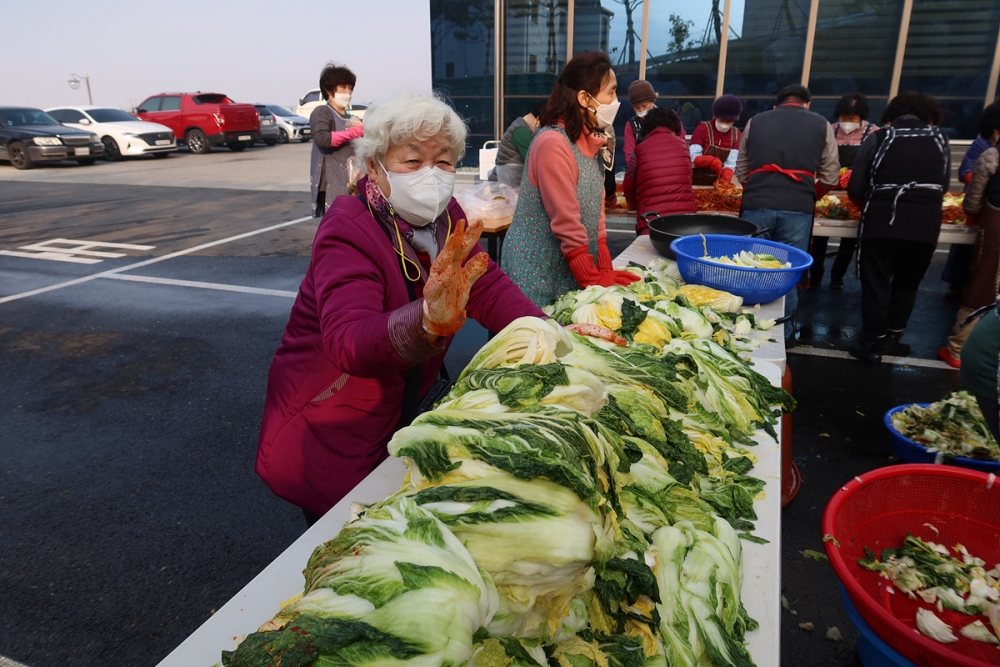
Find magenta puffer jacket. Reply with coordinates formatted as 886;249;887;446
255;194;543;516
623;127;697;234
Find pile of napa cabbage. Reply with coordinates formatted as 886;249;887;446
220;316;791;667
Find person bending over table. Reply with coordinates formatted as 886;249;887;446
502;52;639;308
847;92;951;364
489;101;543;189
734;84;840;344
623;107;696;235
258;94;545;524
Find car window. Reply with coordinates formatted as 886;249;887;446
59;109;88;123
193;94;230;105
47;109;67;122
89;108;138;123
254;105;272;117
303;91;321;104
0;109;60;126
267;105;293;117
160;96;181;111
137;97;161;113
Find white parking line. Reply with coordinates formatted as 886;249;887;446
787;345;953;369
0;215;313;305
102;273;298;298
0;654;31;667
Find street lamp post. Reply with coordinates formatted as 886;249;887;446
68;73;92;104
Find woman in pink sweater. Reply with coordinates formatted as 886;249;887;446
502;52;639;307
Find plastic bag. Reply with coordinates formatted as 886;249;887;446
453;181;518;222
346;155;364;194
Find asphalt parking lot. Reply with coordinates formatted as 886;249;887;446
0;144;965;667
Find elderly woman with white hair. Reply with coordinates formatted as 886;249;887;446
256;93;545;524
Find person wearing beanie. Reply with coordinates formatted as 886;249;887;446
734;84;840;345
689;94;743;186
624;79;657;172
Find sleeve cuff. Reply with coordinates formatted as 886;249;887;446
387;298;445;365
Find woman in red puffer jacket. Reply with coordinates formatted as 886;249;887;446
623;107;697;235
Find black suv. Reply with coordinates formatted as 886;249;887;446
0;106;104;169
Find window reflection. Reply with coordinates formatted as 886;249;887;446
900;0;1000;139
725;0;807;96
431;0;496;165
809;0;903;98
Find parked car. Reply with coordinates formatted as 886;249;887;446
252;105;279;146
0;106;104;169
264;104;311;143
134;92;260;153
295;89;323;119
46;105;175;161
295;89;367;123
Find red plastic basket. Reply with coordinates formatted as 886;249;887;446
823;464;1000;667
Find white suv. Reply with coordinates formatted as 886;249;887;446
295;90;367;122
46;105;175;161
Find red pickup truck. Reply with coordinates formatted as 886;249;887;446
134;92;260;153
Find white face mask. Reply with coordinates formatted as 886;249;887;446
636;105;655;118
587;93;620;130
379;162;456;228
333;92;352;108
715;120;734;132
839;121;861;134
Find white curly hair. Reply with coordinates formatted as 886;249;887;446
354;93;468;175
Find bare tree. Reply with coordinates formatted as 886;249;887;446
612;0;642;65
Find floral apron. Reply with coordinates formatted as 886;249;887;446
501;126;603;308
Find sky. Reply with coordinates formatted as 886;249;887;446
2;0;432;113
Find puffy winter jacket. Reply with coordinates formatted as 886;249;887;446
623;126;697;234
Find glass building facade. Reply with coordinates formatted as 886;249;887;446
431;0;1000;167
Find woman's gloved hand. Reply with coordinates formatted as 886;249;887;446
838;169;852;189
693;155;724;174
422;218;489;337
566;242;640;289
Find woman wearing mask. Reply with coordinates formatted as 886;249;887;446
811;93;875;288
502;52;640;307
623;107;697;235
689;94;743;185
310;63;364;217
623;79;657;172
258;94;545;523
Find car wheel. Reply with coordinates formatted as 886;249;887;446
278;129;289;144
227;141;248;152
152;152;170;159
186;129;210;154
76;158;97;166
8;142;34;170
264;139;277;146
102;136;122;161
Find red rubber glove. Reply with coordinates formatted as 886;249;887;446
962;172;973;185
598;239;641;285
838;169;852;189
720;167;734;183
566;246;639;288
693;155;723;174
815;182;832;199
